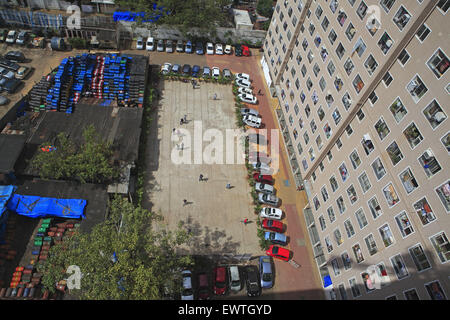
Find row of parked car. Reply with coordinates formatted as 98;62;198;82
0;29;29;45
0;51;30;102
137;37;251;56
180;257;276;300
161;62;233;80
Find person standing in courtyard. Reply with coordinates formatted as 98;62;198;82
226;183;231;189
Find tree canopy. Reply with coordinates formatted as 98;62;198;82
31;125;119;184
37;196;193;299
257;0;275;18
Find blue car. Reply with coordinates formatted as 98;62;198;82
192;65;201;77
195;42;204;55
259;256;274;289
185;40;193;53
264;231;287;246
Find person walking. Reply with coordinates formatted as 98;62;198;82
199;174;203;182
258;89;262;95
243;218;249;225
226;183;231;189
183;199;188;206
213;93;217;100
184;114;187;122
181;142;184;150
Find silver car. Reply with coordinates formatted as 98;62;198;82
258;193;279;206
240;108;259;117
166;40;174;53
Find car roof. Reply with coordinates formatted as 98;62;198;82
215;267;226;281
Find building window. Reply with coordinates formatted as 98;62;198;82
372;158;386;180
345;23;356;41
379;224;394;247
336;43;346;59
358;172;371;193
416;24;431;42
423;99;447;129
399;168;419;194
338;284;348;300
425;281;447;300
414;197;436;226
330;0;338;13
319;215;326;231
437;0;450;13
309;147;316;162
344;219;356;238
337;9;347;26
378;32;393;54
347;185;358;205
328;206;336;223
435;181;450;212
364;55;378;75
389;98;407;123
331;258;341;276
324;123;332;139
321;16;330;31
339;163;349;182
353;74;364;93
357;1;368;19
395;211;415;237
441;133;450;153
383;183;400;207
330;176;339;192
321;186;329;202
418;149;442;178
409;244;431;272
334;228;343;245
393;6;412;31
374;118;390;140
336;138;343;149
317;106;325;121
361;134;374;155
342;92;352;110
391;254;409;280
368;197;382;219
386;141;404;166
403;122;423;149
368;91;378;105
313;196;320;210
319;77;327;91
355;208;368;229
381;0;396;13
332;109;342;125
430;231;450;263
382;72;393;87
364;234;378;256
404;289;420;300
341;252;352;270
344;58;354;75
328;29;337;45
349;278;361;298
352;243;364;263
366;15;381;36
349;150;361;170
398;49;410;65
352;38;367;57
337;196;346;214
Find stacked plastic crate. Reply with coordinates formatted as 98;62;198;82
28;75;53;112
128;55;146;108
46;58;69;111
91;55;105;99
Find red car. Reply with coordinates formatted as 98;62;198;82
242;45;251;56
266;245;290;261
213;267;227;295
262;219;284;233
253;172;274;185
197;273;210;300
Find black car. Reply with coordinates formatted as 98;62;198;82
4;50;25;62
235;44;243;57
0;58;20;71
1;78;22;93
182;64;191;75
245;266;261;297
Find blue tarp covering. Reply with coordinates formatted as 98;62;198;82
323;275;332;288
0;185;16;216
6;194;87;219
113;5;170;22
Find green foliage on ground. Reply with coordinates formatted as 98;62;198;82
257;0;275;18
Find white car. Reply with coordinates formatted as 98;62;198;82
236;73;250;81
258;193;280;206
238;87;253;95
225;44;232;54
250;161;272;174
206;42;214;55
255;183;275;194
165;40;174;53
260;207;283;220
240;107;259;117
235;78;252;88
146;37;154;51
212;67;220;79
238;93;257;104
243;114;261;128
5;30;16;44
215;43;223;54
161;63;172;75
136;37;144;50
181;270;194;300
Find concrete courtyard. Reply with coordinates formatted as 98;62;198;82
143;78;263;257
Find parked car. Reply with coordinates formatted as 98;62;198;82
5;30;16;44
266;245;291;262
243;114;261;128
176;39;184;52
212;67;220;79
157;39;165;52
0;29;7;42
213;266;227;295
258;193;280;207
171;64;181;74
182;64;191;75
235;44;243;56
262;218;284;233
238;87;253;95
161;62;172;75
249;151;269;160
242;45;251;56
264;231;288;246
255;182;275;194
136;37;144;50
197;273;210;300
252;172;274;185
5;51;25;62
240;107;259;117
259;256;274;289
0;95;10;106
192;65;201;77
15;31;28;45
181;270;194;300
202;66;211;77
250;161;271;173
224;44;232;54
228;265;241;292
260;207;283;220
223;68;232;79
0;58;19;71
238;93;257;104
250;155;271;164
235;78;252;88
0;78;21;93
146;37;154;51
206;42;214;55
236;73;250;81
3;70;15;79
185;40;193;53
165;40;174;53
215;43;223;54
245;265;261;297
195;42;204;55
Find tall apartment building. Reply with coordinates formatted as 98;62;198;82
261;0;449;300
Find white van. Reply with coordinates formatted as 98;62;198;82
228;266;241;292
243;114;262;128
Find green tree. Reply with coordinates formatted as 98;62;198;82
31;125;119;184
257;0;275;18
38;196;193;299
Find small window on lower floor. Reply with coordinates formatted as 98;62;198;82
414;197;436;226
391;254;409;280
364;235;378;256
409;243;431;272
404;288;420;300
395;211;415;237
425;281;447;300
430;231;450;263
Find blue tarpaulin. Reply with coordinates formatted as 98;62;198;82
6;194;87;219
0;185;16;244
113;4;170;23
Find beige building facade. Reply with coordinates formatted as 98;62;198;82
261;0;450;300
